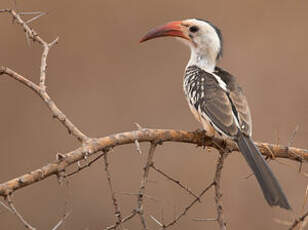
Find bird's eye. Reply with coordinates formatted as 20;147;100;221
189;26;199;33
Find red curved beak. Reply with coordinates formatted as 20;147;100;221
140;21;189;43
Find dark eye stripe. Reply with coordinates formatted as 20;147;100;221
189;26;199;33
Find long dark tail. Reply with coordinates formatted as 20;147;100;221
237;132;291;209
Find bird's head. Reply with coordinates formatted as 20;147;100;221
140;19;223;71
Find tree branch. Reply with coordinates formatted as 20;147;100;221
0;128;307;197
0;9;88;143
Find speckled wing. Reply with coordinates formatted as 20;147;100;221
214;67;252;136
184;66;239;137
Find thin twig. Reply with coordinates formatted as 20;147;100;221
151;163;200;200
150;215;163;227
163;182;215;228
19;11;44;15
134;122;143;130
26;12;46;24
3;9;45;45
103;152;123;229
7;195;36;230
193;218;217;222
289;210;308;230
0;200;13;213
135;140;142;154
214;152;228;230
116;192;158;201
137;142;157;229
2;67;88;142
0;9;88;142
39;36;59;90
64;152;105;178
297;185;308;230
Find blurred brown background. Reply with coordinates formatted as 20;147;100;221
1;0;308;229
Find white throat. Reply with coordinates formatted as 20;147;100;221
187;47;217;72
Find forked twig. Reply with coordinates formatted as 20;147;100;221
0;9;88;143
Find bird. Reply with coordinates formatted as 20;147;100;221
140;18;291;209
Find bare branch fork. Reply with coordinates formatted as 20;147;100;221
1;7;308;230
0;9;87;143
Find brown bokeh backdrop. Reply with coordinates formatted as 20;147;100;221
1;0;308;229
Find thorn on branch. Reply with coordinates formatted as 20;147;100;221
193;217;218;222
25;12;46;24
288;125;300;147
150;215;163;227
56;153;66;161
51;211;71;230
116;192;159;202
64;152;105;178
0;9;88;143
19;11;44;15
134;122;143;130
135;140;142;155
49;36;59;47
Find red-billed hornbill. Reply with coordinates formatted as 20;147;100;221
140;19;291;209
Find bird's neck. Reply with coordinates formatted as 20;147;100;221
187;47;217;73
